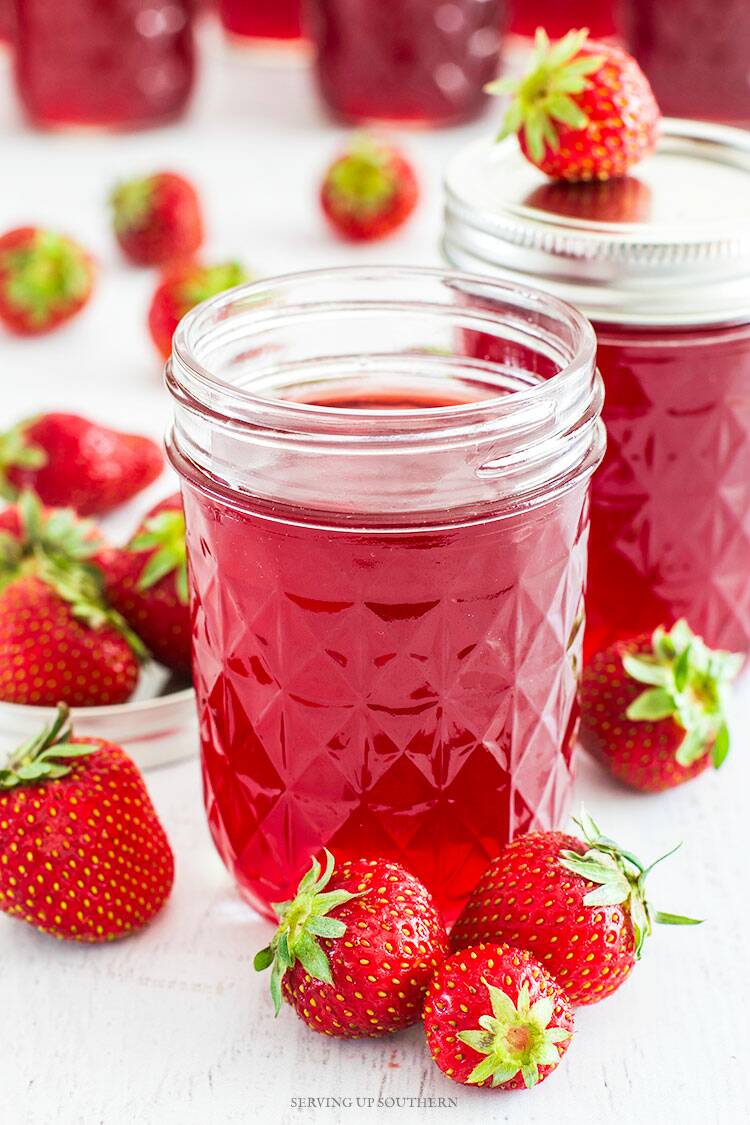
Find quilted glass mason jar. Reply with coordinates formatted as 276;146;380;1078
444;119;750;659
166;267;604;921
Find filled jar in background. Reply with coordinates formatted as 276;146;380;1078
306;0;505;127
13;0;196;130
620;0;750;126
444;120;750;658
166;266;604;921
508;0;616;41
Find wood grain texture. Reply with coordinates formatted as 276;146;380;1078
0;33;749;1125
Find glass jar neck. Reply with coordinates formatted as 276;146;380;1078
167;267;604;525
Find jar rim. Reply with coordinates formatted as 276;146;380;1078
170;264;597;446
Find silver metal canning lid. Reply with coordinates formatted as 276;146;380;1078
443;118;750;327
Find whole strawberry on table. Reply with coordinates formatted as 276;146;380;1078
0;704;173;941
487;28;660;181
148;259;249;360
580;620;742;792
0;226;95;335
0;412;163;515
109;171;204;267
320;135;419;242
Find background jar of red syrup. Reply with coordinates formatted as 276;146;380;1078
218;0;304;46
507;0;616;41
166;267;604;922
620;0;750;126
444;118;750;659
306;0;505;126
13;0;196;130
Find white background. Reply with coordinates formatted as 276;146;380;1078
1;26;749;1125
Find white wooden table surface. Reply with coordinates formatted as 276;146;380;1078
1;28;749;1125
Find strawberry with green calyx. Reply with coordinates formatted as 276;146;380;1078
255;851;449;1037
320;136;418;242
0;227;95;335
451;810;700;1005
0;704;174;941
110;171;204;267
487;28;660;181
580;620;742;792
0;412;163;515
104;493;191;676
148;260;250;359
0;491;146;706
424;944;574;1091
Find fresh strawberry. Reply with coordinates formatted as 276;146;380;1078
424;943;574;1090
450;811;699;1005
109;171;204;267
580;620;742;792
0;491;145;707
488;28;660;181
0;705;174;941
0;413;163;515
0;227;95;335
254;851;449;1037
104;493;191;677
148;259;249;360
320;136;418;242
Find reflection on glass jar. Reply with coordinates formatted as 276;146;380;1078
444;120;750;658
13;0;195;130
620;0;750;125
307;0;505;127
166;267;603;921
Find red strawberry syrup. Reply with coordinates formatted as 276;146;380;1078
182;381;589;923
13;0;195;130
218;0;302;43
308;0;504;126
585;321;750;659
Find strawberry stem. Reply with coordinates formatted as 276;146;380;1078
131;508;188;605
0;704;98;790
0;418;47;501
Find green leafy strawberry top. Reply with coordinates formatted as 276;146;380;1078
0;704;98;791
178;262;249;310
623;619;742;769
254;850;366;1015
131;507;188;604
110;175;158;235
0;231;92;324
0;490;147;659
559;810;700;957
458;980;570;1089
486;28;605;163
327;136;398;216
0;418;47;501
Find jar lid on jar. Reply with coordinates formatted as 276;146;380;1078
443;118;750;327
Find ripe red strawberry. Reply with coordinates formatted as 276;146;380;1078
0;491;145;707
148;259;249;359
0;227;95;334
254;851;449;1037
109;171;204;267
320;137;418;242
0;413;163;515
450;812;699;1005
0;705;174;941
488;28;660;181
424;943;573;1090
580;620;742;792
104;493;191;677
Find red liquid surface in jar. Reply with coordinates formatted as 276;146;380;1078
14;0;195;130
309;0;504;126
508;0;616;40
621;0;750;124
183;387;589;922
218;0;302;41
586;322;750;659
